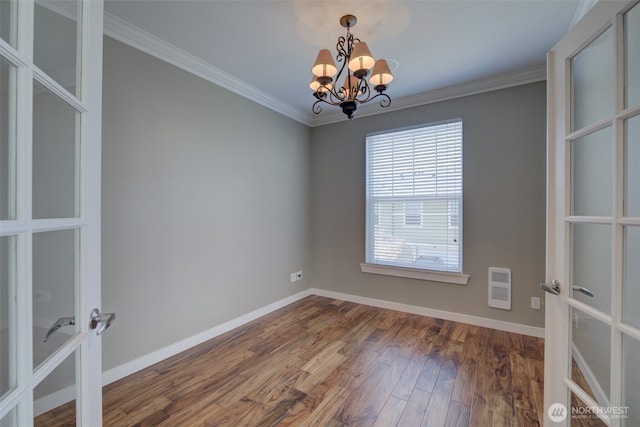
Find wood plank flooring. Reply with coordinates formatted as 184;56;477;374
35;295;545;426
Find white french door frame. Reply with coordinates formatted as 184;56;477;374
0;0;104;425
545;1;640;426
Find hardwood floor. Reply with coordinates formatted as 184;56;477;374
35;295;545;426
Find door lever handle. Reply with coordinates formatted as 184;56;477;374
572;286;594;298
540;280;560;295
90;308;116;335
43;316;75;342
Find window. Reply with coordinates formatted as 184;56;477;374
404;202;422;226
364;120;463;276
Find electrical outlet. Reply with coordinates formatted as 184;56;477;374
296;271;303;280
34;290;51;304
531;296;541;310
290;272;297;283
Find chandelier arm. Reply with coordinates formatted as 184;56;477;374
335;78;373;105
324;86;348;106
312;98;325;114
328;89;345;105
356;79;370;101
312;84;347;108
366;92;392;108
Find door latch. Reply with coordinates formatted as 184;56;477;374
540;280;560;295
43;316;75;342
572;286;594;298
90;308;116;335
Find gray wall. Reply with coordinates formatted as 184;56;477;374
101;37;311;371
310;82;547;328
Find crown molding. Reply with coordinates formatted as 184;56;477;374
36;0;76;20
308;65;547;127
103;12;312;125
571;0;599;28
103;11;546;128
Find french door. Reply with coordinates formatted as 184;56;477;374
545;0;640;425
0;0;104;425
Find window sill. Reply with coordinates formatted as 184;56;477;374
360;263;470;285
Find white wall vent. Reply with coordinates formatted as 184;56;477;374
488;267;511;310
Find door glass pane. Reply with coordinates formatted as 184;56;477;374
625;115;640;217
570;392;607;426
0;0;16;48
622;334;640;426
33;351;76;427
0;407;18;427
33;229;77;368
571;27;614;131
1;57;17;220
33;81;79;219
571;127;613;216
623;226;640;329
571;307;610;403
571;223;611;315
0;235;16;399
625;2;640;108
34;0;80;96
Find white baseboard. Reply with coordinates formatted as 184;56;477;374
309;288;545;338
34;385;75;417
102;289;313;386
103;287;542;389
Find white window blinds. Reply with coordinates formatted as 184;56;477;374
365;120;463;273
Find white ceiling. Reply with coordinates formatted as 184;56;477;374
103;0;583;125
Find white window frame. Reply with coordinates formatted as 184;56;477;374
361;120;469;285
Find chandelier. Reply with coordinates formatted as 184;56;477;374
309;14;394;120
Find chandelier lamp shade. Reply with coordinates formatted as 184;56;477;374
310;14;393;120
